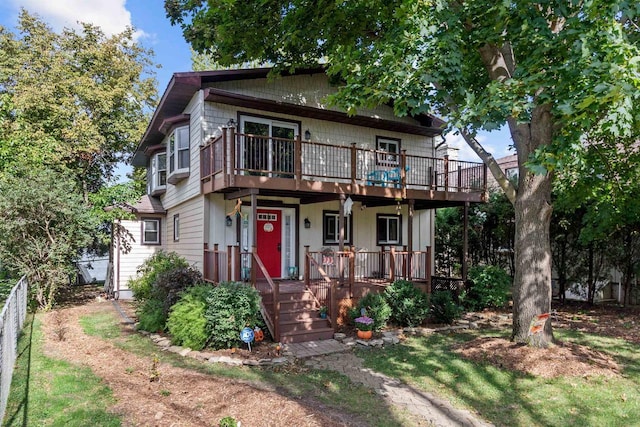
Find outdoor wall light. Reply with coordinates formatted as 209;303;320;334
304;129;311;141
225;215;233;227
304;218;311;229
226;118;236;127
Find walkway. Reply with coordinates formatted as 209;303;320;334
285;340;493;427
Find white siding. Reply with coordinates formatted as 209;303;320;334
165;195;205;269
113;217;166;299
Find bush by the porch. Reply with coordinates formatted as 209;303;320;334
349;292;391;332
129;251;189;302
205;281;261;349
167;284;214;350
384;280;430;327
463;265;512;311
430;291;463;324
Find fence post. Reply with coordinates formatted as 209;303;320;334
226;245;233;282
304;246;310;287
234;245;241;281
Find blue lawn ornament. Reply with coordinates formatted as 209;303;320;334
240;326;255;352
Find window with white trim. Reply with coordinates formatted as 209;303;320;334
150;152;166;195
168;125;190;183
173;214;180;241
376;137;400;166
377;214;401;245
323;211;352;245
142;218;161;245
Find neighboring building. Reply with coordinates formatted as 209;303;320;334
111;67;487;341
486;154;518;190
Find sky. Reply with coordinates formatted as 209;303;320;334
0;0;514;175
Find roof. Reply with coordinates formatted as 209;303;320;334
132;67;446;166
105;195;165;215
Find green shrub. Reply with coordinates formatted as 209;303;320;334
384;280;430;327
153;266;203;318
136;299;165;332
465;265;512;311
167;284;214;350
430;291;463;324
204;282;261;349
353;292;391;331
129;251;189;302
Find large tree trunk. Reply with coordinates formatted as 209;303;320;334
511;168;554;345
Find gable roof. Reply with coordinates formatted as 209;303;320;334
133;67;445;166
105;195;165;215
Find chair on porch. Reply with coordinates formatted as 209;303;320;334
386;166;410;188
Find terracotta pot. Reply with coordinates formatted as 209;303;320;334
357;330;372;340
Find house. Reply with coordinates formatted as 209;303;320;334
106;195;166;300
116;67;487;342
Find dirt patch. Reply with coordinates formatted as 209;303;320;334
454;337;620;378
41;297;362;427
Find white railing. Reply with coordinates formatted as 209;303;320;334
0;275;28;421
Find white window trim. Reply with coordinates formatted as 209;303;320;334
377;214;401;245
167;125;190;184
173;214;180;241
376;136;401;166
150;152;167;195
142;218;161;245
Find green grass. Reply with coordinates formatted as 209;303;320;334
3;314;121;427
5;309;413;427
358;329;640;427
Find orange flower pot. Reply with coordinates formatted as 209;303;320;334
357;330;372;340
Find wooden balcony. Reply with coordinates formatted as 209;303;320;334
201;128;487;206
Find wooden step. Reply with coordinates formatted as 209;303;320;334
279;327;335;344
279;308;325;322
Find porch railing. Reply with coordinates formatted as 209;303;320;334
201;129;487;193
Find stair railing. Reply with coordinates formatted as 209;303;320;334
305;246;337;330
247;248;280;342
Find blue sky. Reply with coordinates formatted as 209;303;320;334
0;0;513;174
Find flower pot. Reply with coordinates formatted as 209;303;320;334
357;330;372;340
320;312;327;319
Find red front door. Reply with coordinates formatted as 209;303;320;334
256;209;282;277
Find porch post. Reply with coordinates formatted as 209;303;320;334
251;191;258;249
228;125;236;187
444;155;449;197
350;143;357;187
462;202;469;282
203;243;209;282
234;245;241;281
349;246;355;298
338;194;345;251
213;243;220;283
426;246;432;294
295;134;302;189
304;245;310;288
390;246;396;282
408;199;414;281
226;245;233;282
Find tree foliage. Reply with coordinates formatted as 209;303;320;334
0;169;94;309
166;0;640;346
0;10;157;196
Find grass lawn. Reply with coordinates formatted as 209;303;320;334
358;329;640;427
3;314;121;427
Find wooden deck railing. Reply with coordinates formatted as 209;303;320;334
201;129;487;194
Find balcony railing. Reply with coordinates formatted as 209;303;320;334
201;129;487;194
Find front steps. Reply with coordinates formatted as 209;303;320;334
261;286;334;344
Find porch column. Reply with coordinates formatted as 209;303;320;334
251;191;258;249
462;202;469;282
408;199;414;280
338;194;345;251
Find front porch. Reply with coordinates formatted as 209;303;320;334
203;244;466;343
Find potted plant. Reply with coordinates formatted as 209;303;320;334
354;315;374;340
319;305;328;319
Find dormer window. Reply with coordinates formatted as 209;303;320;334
149;152;166;196
167;125;190;184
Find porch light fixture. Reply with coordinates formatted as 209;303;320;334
226;118;236;127
225;215;233;227
304;218;311;229
304;129;311;141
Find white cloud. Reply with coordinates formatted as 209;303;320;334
9;0;146;38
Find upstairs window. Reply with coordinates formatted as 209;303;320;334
377;214;401;245
168;125;190;183
376;137;400;166
323;211;352;245
150;152;166;195
142;218;161;245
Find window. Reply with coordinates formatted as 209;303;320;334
377;214;401;245
142;218;161;245
376;137;400;166
168;125;190;183
173;214;180;241
150;152;166;195
505;167;519;181
323;211;352;245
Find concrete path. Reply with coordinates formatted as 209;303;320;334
285;340;493;427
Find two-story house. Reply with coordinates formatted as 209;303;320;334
110;67;487;342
